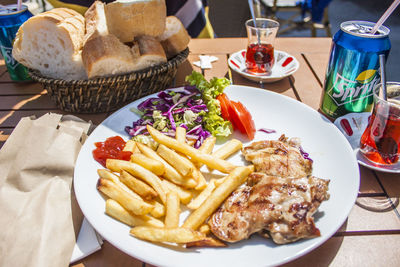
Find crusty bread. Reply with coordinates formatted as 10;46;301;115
82;34;139;78
82;1;140;78
12;8;87;80
105;0;166;43
159;16;190;58
82;35;167;78
84;1;108;41
133;35;167;70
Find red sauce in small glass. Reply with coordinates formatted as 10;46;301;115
93;136;132;167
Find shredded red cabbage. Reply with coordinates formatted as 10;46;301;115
258;128;276;134
299;146;313;162
125;86;212;148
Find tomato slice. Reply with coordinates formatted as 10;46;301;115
218;93;256;140
228;101;256;140
228;101;246;133
236;102;256;140
217;93;231;121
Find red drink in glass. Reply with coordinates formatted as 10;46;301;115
245;18;279;76
359;82;400;165
245;43;274;75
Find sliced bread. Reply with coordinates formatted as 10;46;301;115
82;34;139;78
133;35;167;70
12;8;87;80
84;0;108;41
82;1;139;78
159;16;190;58
105;0;166;43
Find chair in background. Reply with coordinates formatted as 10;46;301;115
23;0;49;14
258;0;332;37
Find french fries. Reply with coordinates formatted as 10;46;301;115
105;199;164;228
187;139;196;146
123;140;140;153
182;165;254;230
193;168;207;190
187;180;216;210
162;179;192;205
137;142;197;188
211;139;242;160
97;178;154;215
199;136;217;154
97;169;141;199
130;226;205;243
106;159;167;204
185;237;227;248
198;224;211;235
194;136;216;168
147;199;165;218
175;126;186;143
157;144;194;177
165;191;180;228
174;127;207;191
147;125;236;173
130;153;165;176
208;139;242;171
98;169;165;218
214;177;227;187
96;127;251;249
120;170;158;200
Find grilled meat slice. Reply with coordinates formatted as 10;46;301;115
242;135;312;178
209;173;330;244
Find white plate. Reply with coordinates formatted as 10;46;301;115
334;112;400;173
228;49;299;83
74;85;360;267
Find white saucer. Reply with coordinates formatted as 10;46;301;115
333;112;400;173
228;49;299;83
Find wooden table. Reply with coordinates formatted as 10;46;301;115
1;38;399;267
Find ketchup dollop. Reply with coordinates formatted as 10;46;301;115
93;136;132;167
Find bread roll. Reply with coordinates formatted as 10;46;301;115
105;0;166;43
84;0;108;41
133;35;167;70
159;16;190;58
12;8;87;80
82;34;139;78
82;1;138;78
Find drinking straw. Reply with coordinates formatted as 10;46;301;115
370;0;400;34
248;0;261;45
17;0;22;11
379;54;388;101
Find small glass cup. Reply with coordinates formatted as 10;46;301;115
245;18;279;76
359;82;400;165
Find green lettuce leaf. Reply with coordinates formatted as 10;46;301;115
185;71;232;137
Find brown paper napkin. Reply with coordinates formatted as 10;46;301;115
0;113;91;267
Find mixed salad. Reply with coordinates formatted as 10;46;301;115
125;71;255;147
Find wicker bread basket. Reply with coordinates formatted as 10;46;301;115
29;48;189;113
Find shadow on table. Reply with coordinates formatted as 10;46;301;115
283;220;348;267
228;72;295;95
282;236;345;266
175;60;194;86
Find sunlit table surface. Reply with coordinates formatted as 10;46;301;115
0;38;399;267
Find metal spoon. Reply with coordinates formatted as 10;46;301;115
375;54;398;164
248;0;261;45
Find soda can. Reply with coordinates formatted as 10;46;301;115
320;21;391;120
0;4;33;81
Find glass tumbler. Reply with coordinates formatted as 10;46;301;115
359;82;400;165
245;18;279;75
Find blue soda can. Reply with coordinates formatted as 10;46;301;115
0;4;32;81
320;21;391;120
